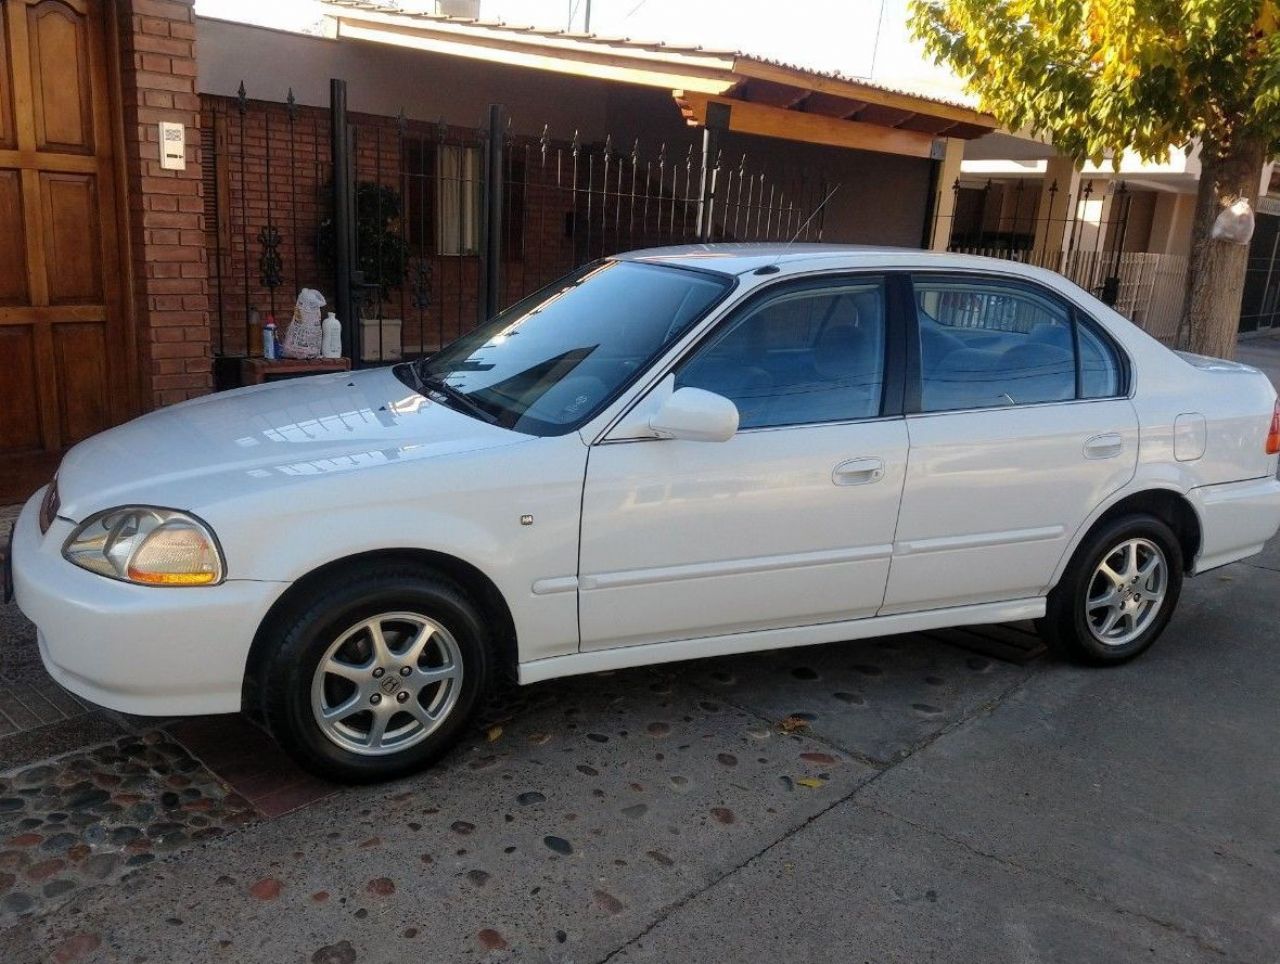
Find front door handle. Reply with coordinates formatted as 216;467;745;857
833;457;885;486
1084;433;1125;460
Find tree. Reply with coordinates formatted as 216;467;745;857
910;0;1280;358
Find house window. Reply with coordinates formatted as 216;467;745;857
401;139;524;259
401;139;481;256
437;144;483;256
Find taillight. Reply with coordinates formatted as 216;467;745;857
1268;400;1280;455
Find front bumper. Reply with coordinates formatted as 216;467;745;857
1190;476;1280;573
11;490;287;715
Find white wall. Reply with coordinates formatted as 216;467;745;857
197;17;610;138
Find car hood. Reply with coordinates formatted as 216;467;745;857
55;367;529;520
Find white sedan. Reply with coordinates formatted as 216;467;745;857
9;246;1280;781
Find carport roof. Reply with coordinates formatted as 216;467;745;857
321;1;997;158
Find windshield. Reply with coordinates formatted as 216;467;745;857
397;260;733;435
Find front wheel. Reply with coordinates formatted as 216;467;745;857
261;563;492;782
1038;514;1183;665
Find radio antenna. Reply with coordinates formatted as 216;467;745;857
759;184;840;274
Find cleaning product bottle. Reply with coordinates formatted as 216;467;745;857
263;315;277;360
321;311;342;359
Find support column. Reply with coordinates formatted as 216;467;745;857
330;79;354;360
1147;191;1196;257
927;137;965;251
1073;180;1112;254
116;0;211;408
480;103;507;323
1032;154;1082;260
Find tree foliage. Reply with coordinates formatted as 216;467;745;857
910;0;1280;165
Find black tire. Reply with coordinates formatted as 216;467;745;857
1038;513;1183;665
261;561;492;783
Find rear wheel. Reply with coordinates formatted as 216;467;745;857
261;562;491;782
1038;514;1183;665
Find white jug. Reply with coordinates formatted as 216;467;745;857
321;312;342;359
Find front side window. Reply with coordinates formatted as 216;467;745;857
914;276;1119;412
400;261;732;435
676;278;887;429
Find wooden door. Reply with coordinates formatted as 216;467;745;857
0;0;131;504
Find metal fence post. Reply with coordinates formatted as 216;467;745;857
331;79;356;361
481;104;507;323
696;102;730;242
1100;182;1131;308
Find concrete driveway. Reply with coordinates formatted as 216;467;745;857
0;339;1276;964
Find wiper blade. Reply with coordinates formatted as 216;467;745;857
420;374;498;424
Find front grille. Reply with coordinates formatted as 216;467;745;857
38;480;59;534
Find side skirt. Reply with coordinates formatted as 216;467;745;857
517;597;1046;685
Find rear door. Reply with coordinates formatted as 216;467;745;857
882;272;1137;614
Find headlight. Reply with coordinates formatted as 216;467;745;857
63;507;224;586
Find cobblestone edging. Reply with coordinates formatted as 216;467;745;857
0;732;257;922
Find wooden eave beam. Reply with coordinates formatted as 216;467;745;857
801;91;867;119
740;78;811;109
676;91;939;159
896;115;963;135
731;57;996;131
855;103;919;128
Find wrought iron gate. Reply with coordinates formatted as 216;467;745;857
203;79;836;387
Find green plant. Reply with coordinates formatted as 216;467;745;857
911;1;1280;358
319;181;411;303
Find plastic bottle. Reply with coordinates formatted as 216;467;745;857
263;316;277;360
321;311;342;359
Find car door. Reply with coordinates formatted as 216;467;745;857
881;272;1138;614
577;274;910;651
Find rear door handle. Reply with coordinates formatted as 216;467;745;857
1084;433;1124;460
833;457;885;486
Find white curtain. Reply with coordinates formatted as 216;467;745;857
436;145;482;255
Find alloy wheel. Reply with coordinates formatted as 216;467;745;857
310;612;463;756
1084;537;1168;647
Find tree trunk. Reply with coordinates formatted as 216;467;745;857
1179;139;1268;359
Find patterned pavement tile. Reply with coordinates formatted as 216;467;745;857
169;716;338;818
0;731;257;924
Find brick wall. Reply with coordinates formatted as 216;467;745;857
117;0;211;407
199;93;616;373
201;96;335;361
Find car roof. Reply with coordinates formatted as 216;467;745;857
612;243;1065;283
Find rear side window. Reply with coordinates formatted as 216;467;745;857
912;276;1122;412
1077;321;1123;398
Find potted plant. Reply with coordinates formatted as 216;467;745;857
320;181;411;361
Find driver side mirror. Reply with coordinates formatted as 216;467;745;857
649;387;739;443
